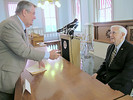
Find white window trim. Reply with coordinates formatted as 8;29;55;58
42;4;59;33
71;0;82;32
94;0;114;22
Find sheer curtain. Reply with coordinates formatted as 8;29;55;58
8;2;17;16
94;0;112;22
71;0;76;20
71;0;81;32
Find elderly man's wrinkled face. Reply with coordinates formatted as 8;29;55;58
24;5;36;27
109;27;124;46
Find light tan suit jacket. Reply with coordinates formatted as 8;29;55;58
0;15;45;94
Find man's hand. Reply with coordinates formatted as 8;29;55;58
38;61;45;68
91;73;98;79
105;84;111;88
49;50;60;60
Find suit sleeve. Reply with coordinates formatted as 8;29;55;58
108;48;133;94
96;45;112;74
1;22;45;61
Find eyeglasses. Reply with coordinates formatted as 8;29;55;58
26;10;35;15
109;31;117;35
106;30;118;38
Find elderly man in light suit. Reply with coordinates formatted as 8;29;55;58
0;1;60;100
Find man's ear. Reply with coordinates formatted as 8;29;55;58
22;9;27;17
121;32;125;37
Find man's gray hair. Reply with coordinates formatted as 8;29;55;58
15;1;36;15
111;25;127;39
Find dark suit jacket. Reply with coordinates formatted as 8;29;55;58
96;40;133;94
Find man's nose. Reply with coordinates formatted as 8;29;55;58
34;16;36;19
110;33;113;37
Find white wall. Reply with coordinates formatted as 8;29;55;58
29;0;44;28
32;8;44;28
80;0;89;26
58;0;69;28
88;0;94;24
0;0;6;22
58;0;90;31
0;0;92;31
113;0;133;21
93;42;109;59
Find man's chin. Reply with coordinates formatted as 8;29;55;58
110;40;114;44
26;25;31;28
30;23;33;26
26;24;33;27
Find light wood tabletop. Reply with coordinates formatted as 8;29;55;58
15;55;124;100
115;95;133;100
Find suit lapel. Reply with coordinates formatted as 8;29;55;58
107;42;126;68
114;41;127;60
12;15;28;44
106;41;128;70
24;30;30;46
106;44;115;66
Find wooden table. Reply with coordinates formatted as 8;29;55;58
44;40;61;50
115;95;133;100
29;33;44;46
15;56;124;100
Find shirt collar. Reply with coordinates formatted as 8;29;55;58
116;39;124;53
17;15;26;30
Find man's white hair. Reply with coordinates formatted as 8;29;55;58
111;25;127;39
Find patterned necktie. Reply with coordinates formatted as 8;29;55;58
109;47;117;66
24;29;27;37
24;29;26;33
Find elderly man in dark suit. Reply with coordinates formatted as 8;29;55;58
0;1;60;100
92;25;133;95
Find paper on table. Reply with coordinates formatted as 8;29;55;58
37;42;47;47
130;88;133;96
26;63;46;75
23;79;31;94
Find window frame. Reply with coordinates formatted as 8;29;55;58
71;0;82;32
42;3;59;33
94;0;113;22
75;0;81;32
8;2;17;17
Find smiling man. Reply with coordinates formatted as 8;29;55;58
0;1;59;100
92;25;133;95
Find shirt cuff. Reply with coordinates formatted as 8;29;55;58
44;52;50;59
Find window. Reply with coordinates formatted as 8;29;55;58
8;2;17;16
97;0;112;22
75;0;81;31
43;4;57;32
71;0;81;32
